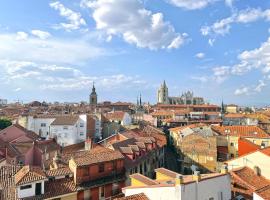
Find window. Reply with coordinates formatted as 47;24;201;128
20;185;32;190
80;123;84;127
230;142;234;147
112;183;119;196
209;198;214;200
80;132;84;136
41;123;46;127
99;163;105;173
63;126;68;130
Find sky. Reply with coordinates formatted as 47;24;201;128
1;0;270;106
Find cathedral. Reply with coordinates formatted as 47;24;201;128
157;81;205;105
89;83;97;106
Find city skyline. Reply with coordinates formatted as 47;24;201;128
1;0;270;106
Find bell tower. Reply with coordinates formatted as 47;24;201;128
89;82;97;106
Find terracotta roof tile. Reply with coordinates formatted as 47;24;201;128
115;193;149;200
71;146;124;167
231;166;270;191
43;178;76;199
130;173;158;185
105;111;126;121
15;166;47;186
255;185;270;200
45;167;72;177
51;115;79;126
212;125;270;138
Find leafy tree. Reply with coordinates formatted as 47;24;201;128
0;118;12;130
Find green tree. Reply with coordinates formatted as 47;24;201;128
0;118;12;130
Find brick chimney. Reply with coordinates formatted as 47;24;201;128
85;137;92;151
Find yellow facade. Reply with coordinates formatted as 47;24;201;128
225;105;237;114
155;171;172;181
131;178;148;186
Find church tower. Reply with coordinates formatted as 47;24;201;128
89;83;97;106
157;80;169;104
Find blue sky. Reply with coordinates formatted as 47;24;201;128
1;0;270;106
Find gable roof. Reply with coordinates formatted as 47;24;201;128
211;125;270;138
51;115;79;126
230;166;270;195
15;165;47;186
71;146;124;167
105;111;126;121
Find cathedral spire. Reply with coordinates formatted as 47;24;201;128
140;93;142;106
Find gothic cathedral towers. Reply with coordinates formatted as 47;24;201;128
157;80;169;104
89;83;97;106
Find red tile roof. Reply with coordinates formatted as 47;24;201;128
71;146;124;167
212;125;270;138
130;173;158;185
105;111;127;121
115;193;149;200
230;166;270;198
51;115;79;126
15;165;47;186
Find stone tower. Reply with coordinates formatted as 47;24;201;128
89;83;97;106
157;80;169;104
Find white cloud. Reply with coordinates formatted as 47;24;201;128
50;1;86;31
212;66;230;83
254;80;266;92
195;52;205;59
81;0;187;50
0;59;146;91
14;88;22;92
166;0;215;10
202;8;270;36
0;33;105;64
16;31;28;41
234;87;249;95
31;30;51;39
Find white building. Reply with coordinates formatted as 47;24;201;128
15;166;47;199
50;115;87;147
123;167;231;200
105;111;132;126
27;115;56;138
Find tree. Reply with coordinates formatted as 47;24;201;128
0;118;12;130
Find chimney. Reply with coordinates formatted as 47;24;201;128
52;151;61;169
175;174;184;185
254;166;261;176
221;164;228;174
192;171;201;182
85;137;92;151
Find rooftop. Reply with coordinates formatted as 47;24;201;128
15;165;47;186
212;125;270;138
71;146;124;167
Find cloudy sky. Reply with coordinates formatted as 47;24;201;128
1;0;270;106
